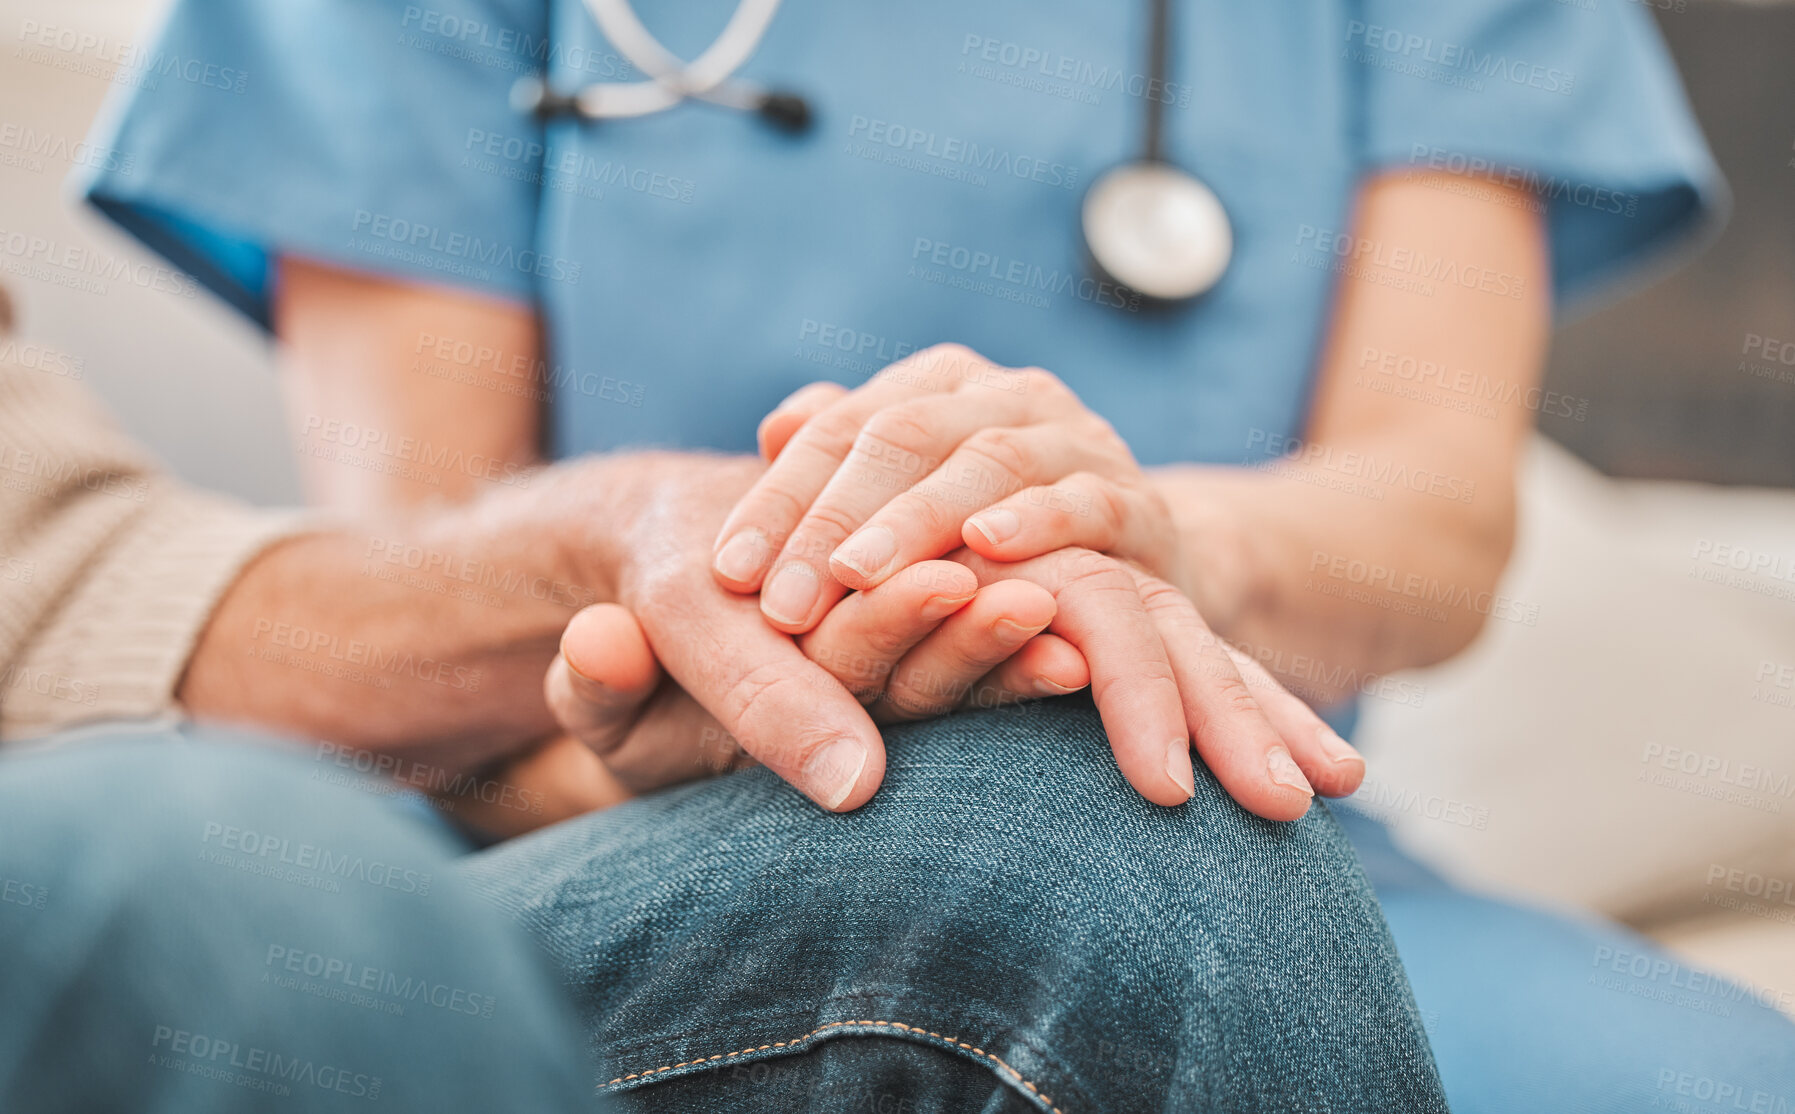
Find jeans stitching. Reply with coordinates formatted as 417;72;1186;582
597;984;1090;1104
604;1017;1065;1112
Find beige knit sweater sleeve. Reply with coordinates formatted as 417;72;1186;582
0;356;306;742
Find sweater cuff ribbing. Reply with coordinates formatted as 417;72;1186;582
2;484;312;741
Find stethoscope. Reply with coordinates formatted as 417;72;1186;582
510;0;812;130
513;0;1232;304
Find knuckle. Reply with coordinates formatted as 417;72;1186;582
1081;412;1130;458
1019;366;1071;401
903;560;975;597
857;621;915;660
1055;546;1125;589
626;557;703;619
1089;656;1176;707
807;643;892;699
797;408;866;460
717;662;811;746
858;404;941;463
771;381;841;419
884;664;963;716
1140;481;1173;524
961;426;1038;482
894;485;965;536
1138;576;1213;642
1067;472;1125;537
1054;553;1157;618
1012;480;1073;526
1133;573;1189;614
795;500;864;544
880;690;945;721
921;341;981;366
800;380;850;407
1208;672;1264;718
1092;484;1128;540
911;636;983;683
907;343;986;390
749;484;815;534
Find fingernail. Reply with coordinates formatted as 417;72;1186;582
1165;739;1195;799
992;617;1045;645
1267;747;1314;796
714;529;769;583
1317;726;1364;767
833;525;897;580
762;563;821;626
805;737;868;810
966;507;1020;546
1033;676;1083;696
920;592;975;623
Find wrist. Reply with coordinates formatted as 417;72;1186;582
180;510;583;767
1148;467;1265;639
410;492;608;619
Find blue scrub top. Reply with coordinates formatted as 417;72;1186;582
82;0;1720;468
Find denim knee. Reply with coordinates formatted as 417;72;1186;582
0;727;594;1114
465;695;1447;1113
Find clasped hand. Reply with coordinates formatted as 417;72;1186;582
514;346;1363;827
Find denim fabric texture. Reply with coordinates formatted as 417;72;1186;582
0;707;1448;1113
463;695;1449;1113
0;730;600;1114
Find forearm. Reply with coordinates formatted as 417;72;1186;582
178;466;620;771
274;256;544;513
1152;454;1514;702
1150;169;1545;706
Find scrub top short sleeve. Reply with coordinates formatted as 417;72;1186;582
1350;0;1724;313
80;0;551;327
82;0;1726;464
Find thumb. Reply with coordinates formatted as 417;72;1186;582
546;604;663;755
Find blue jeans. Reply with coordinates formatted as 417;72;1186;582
465;695;1445;1111
0;698;1447;1112
0;729;594;1113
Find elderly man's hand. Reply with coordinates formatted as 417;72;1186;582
537;452;1085;812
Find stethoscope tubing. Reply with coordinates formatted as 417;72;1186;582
568;0;783;117
521;0;1231;303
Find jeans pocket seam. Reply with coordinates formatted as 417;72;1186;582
605;1017;1065;1113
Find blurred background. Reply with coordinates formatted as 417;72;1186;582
3;0;1793;1015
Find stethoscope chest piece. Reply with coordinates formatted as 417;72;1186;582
1082;160;1231;303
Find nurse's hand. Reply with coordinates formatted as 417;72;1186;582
710;350;1362;818
945;544;1356;819
711;344;1182;632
